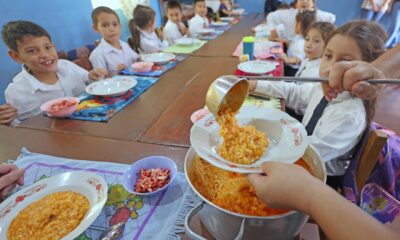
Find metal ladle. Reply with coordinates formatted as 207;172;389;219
205;75;249;116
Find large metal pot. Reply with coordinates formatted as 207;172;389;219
184;146;326;240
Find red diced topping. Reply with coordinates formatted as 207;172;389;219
134;168;171;193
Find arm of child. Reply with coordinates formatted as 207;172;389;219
0;103;17;125
89;50;108;70
251;80;315;115
89;68;108;80
248;162;400;240
279;53;301;65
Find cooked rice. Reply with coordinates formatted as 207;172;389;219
217;110;268;164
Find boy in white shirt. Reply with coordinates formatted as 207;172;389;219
163;0;188;45
90;7;139;75
189;0;210;35
279;10;316;76
0;21;107;125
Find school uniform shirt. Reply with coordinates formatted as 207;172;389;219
139;29;169;54
188;14;210;35
266;8;336;41
89;39;138;74
286;34;306;69
5;59;89;123
254;82;366;176
164;20;185;45
295;58;321;78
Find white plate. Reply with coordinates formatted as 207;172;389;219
141;52;175;65
220;17;235;22
238;60;277;75
231;8;245;15
190;106;309;173
0;172;107;240
197;28;216;34
85;77;137;97
175;37;200;46
211;21;229;27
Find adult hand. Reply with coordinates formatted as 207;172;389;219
320;61;385;101
247;162;319;213
0;103;17;125
89;68;108;80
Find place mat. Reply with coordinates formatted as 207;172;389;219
162;40;207;54
209;23;231;32
68;76;159;122
243;95;281;110
232;39;283;59
11;148;196;240
198;30;225;41
235;60;284;77
121;55;186;77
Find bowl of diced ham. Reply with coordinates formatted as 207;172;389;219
40;97;80;117
123;156;178;196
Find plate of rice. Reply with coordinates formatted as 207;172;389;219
0;172;107;240
190;106;308;173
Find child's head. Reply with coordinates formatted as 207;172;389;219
128;5;156;52
167;0;183;24
2;20;58;74
320;20;387;74
295;10;316;37
320;21;387;126
194;0;207;18
304;22;335;60
91;7;121;43
294;0;315;10
207;7;215;22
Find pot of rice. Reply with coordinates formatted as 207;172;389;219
184;146;326;240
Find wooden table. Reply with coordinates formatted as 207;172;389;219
190;13;264;57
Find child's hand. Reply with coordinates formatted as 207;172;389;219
278;53;288;61
89;68;108;80
269;29;279;41
247;162;319;212
117;64;127;72
248;80;257;92
0;164;24;200
0;103;17;125
178;22;188;36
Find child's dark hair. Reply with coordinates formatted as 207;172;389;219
292;0;316;8
295;10;316;37
277;3;291;10
91;6;120;26
326;20;388;132
194;0;205;4
2;20;51;52
167;0;182;11
306;21;336;44
207;7;215;20
128;5;155;52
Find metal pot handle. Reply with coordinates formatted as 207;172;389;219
184;202;207;240
185;202;247;240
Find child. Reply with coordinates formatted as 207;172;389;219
266;0;335;42
163;0;188;45
249;21;387;178
279;10;316;76
89;6;139;75
295;21;336;78
0;21;107;124
219;0;233;17
188;0;209;35
128;5;169;54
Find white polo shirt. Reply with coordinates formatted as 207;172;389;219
89;39;139;74
255;82;366;176
164;20;185;45
287;34;306;69
188;14;210;35
295;58;321;78
5;59;89;122
139;29;169;54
